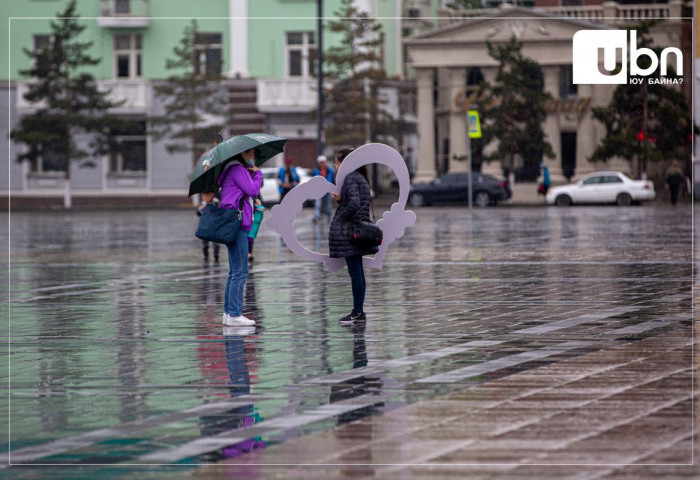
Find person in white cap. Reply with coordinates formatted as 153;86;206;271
312;155;335;223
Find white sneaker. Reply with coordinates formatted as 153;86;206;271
222;326;256;336
223;314;255;326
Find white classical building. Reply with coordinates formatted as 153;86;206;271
404;3;692;185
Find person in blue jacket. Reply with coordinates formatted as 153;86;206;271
312;155;335;223
538;162;551;196
278;157;299;201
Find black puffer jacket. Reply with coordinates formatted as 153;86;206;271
329;170;379;258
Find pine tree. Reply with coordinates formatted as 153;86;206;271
590;24;696;178
479;37;554;182
323;0;398;149
150;20;226;168
446;0;483;10
11;0;126;208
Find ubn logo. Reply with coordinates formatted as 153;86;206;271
572;30;683;85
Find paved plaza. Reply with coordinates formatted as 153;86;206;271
1;202;697;479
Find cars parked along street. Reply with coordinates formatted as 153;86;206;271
408;172;511;207
546;171;655;206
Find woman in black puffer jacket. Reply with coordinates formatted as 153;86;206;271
329;148;378;324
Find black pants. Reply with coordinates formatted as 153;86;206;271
669;183;680;205
345;255;365;314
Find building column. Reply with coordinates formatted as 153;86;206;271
577;82;598;176
414;68;436;184
448;67;468;173
543;66;563;182
601;1;619;27
228;0;249;78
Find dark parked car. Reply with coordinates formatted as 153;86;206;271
408;172;511;207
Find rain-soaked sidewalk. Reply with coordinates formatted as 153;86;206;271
1;203;697;479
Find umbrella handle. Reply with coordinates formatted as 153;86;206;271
218;132;224;143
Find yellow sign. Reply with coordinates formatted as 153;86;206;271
467;110;481;139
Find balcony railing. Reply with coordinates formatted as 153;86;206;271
438;1;688;26
16;80;151;113
98;0;150;28
257;78;317;113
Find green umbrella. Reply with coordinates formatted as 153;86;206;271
188;133;287;197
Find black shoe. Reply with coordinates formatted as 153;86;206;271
338;311;366;324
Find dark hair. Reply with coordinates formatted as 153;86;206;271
231;148;258;166
335;147;369;182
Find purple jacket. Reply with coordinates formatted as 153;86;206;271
217;163;263;231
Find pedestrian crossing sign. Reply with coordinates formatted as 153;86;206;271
467;110;481;139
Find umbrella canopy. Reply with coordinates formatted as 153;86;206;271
188;133;287;197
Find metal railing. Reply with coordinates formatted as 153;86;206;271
438;1;687;26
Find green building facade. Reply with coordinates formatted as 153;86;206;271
1;0;431;201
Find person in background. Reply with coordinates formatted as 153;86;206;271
202;148;262;327
196;188;220;263
538;162;551;196
248;196;262;263
328;148;378;324
312;155;335;223
665;160;684;206
278;157;299;201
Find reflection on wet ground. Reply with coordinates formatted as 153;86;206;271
0;204;696;479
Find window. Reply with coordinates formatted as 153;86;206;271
33;34;51;72
195;32;222;76
601;175;623;184
286;32;316;78
559;65;578;99
33;142;68;173
407;8;421;18
110;120;147;173
114;0;130;14
467;67;484;86
114;34;141;78
582;176;602;186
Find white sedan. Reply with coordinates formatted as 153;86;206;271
546;171;655;206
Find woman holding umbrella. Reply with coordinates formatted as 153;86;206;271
202;148;262;327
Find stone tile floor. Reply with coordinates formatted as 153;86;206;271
0;203;696;479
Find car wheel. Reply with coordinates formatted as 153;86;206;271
409;193;425;207
474;191;491;207
555;194;572;206
616;193;632;206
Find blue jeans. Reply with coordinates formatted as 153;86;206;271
345;255;365;314
224;228;249;317
314;193;332;220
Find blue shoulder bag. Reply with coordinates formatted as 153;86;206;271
195;167;246;245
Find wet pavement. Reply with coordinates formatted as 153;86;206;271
1;203;696;479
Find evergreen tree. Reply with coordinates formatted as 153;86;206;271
446;0;483;10
479;37;554;182
323;0;398;149
150;20;226;167
590;24;696;178
11;0;126;208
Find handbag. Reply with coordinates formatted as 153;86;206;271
346;218;383;248
195;202;244;245
195;166;247;244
